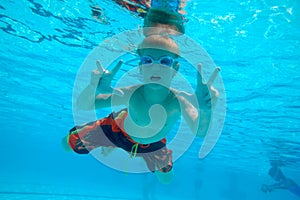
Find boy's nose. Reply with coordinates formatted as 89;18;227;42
152;63;169;69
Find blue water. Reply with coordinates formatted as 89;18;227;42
1;0;300;199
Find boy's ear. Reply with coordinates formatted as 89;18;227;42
139;61;142;73
172;61;180;77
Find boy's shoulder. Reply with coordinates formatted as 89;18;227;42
115;84;143;97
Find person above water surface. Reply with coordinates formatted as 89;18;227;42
142;0;187;35
90;0;186;35
110;0;186;19
62;35;220;184
261;162;300;198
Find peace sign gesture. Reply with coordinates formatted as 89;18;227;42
196;64;220;110
90;60;123;93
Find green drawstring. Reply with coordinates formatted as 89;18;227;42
70;127;84;135
124;143;139;175
130;143;139;158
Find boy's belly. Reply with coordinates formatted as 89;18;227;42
114;107;179;144
124;116;170;144
124;104;170;144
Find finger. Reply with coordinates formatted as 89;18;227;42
96;60;106;74
197;63;205;85
210;85;219;98
110;60;123;75
207;67;220;86
203;89;218;104
201;86;219;106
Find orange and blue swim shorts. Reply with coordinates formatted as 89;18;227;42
67;109;173;173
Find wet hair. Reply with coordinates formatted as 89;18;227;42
137;35;180;57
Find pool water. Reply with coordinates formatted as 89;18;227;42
0;0;299;199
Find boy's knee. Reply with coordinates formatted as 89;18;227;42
61;135;72;152
63;131;90;154
155;169;174;184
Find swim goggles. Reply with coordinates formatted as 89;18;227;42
140;56;175;67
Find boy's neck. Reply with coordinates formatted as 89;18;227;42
142;84;171;105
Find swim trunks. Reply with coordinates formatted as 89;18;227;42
67;109;173;173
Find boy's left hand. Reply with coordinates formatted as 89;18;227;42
196;64;220;110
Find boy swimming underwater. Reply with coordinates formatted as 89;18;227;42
63;35;220;184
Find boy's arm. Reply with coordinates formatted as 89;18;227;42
177;92;210;137
76;60;123;110
271;182;288;190
178;64;220;137
95;85;140;109
261;181;287;193
262;178;298;193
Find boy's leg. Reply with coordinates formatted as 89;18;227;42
141;144;173;182
101;146;116;156
62;135;73;152
154;168;174;184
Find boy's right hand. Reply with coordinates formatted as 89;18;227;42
196;64;220;109
90;60;123;93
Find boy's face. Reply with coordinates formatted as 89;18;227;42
139;48;178;88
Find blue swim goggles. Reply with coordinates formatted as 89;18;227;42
140;56;175;67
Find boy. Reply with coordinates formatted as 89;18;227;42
63;35;219;183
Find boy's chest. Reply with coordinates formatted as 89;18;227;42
128;94;180;126
125;98;180;140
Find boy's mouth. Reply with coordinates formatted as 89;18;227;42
150;76;161;81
